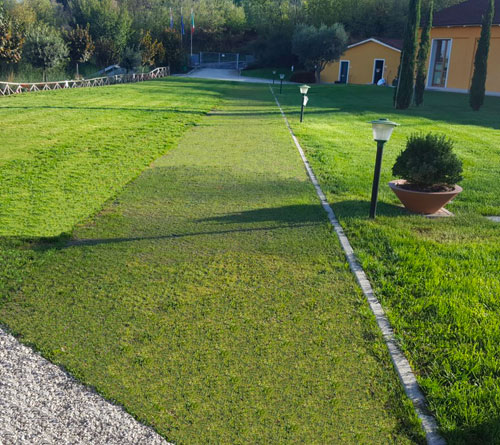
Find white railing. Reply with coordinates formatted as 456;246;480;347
0;66;170;97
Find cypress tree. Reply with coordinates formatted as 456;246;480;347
469;0;495;111
415;0;433;106
395;0;421;110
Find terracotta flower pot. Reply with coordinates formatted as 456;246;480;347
388;179;462;214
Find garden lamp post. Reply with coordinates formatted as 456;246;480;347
369;118;399;219
279;74;285;94
272;70;276;85
299;84;310;122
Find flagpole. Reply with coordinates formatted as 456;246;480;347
190;9;193;57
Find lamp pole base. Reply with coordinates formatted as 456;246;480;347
369;140;385;219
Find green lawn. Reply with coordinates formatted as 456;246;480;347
0;80;424;443
275;83;500;444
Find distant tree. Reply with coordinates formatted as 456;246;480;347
469;0;495;111
70;0;131;53
395;0;421;109
23;24;68;81
140;30;163;67
94;37;120;67
0;8;24;64
121;46;141;73
65;24;94;76
292;23;348;83
415;0;433;106
159;28;183;72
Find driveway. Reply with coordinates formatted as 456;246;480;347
181;68;283;84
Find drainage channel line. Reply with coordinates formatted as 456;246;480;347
269;86;445;445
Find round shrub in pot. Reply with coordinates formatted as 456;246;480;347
389;133;464;214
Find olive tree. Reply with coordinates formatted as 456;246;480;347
24;24;68;81
292;23;348;83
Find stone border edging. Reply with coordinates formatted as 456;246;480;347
269;86;446;445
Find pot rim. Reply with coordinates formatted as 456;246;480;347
389;179;463;195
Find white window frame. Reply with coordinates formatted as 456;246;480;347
427;38;453;89
372;59;385;84
338;60;350;84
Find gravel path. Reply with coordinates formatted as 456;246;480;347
0;327;169;445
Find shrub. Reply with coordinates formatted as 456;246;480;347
290;71;315;84
392;133;463;190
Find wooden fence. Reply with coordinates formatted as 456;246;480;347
0;66;170;97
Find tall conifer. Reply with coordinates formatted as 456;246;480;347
469;0;495;111
415;0;433;106
395;0;421;110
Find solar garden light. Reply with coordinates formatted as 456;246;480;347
369;118;399;219
299;84;310;123
279;73;285;94
272;70;277;85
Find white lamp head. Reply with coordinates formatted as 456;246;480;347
279;74;285;80
272;70;276;75
371;118;399;142
300;84;310;95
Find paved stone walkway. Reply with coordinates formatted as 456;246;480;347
183;68;294;85
0;328;168;444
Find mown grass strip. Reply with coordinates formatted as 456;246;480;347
270;85;445;445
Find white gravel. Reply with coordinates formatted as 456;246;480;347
0;327;169;445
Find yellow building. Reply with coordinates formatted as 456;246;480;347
426;0;500;95
323;0;500;95
322;38;402;85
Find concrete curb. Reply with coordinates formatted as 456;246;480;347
269;86;446;445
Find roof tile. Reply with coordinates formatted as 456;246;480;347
433;0;500;27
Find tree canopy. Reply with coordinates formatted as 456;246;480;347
0;0;468;81
292;23;348;83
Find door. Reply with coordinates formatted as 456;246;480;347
373;59;384;84
339;61;349;84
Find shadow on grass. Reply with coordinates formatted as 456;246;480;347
278;84;500;130
10;204;327;250
0;105;209;114
197;204;326;224
332;200;407;219
444;417;500;445
31;223;320;250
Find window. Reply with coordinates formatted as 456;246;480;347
430;39;451;87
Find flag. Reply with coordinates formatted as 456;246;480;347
170;8;173;29
191;9;195;34
181;10;185;35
